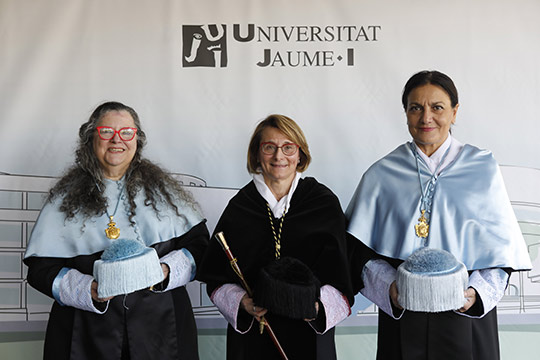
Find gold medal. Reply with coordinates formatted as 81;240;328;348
415;210;429;238
97;182;125;240
105;216;120;239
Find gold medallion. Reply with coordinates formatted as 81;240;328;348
415;210;429;238
105;216;120;239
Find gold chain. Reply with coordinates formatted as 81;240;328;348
266;203;286;259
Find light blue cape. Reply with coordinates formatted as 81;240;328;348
346;143;531;271
25;178;204;258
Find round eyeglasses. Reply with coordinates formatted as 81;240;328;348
96;126;138;141
260;142;299;156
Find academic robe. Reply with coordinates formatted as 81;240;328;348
24;178;209;360
199;177;354;360
346;142;532;360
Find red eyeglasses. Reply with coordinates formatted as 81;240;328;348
96;126;138;141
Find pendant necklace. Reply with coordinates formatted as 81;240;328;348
412;145;450;240
97;182;125;240
266;203;287;259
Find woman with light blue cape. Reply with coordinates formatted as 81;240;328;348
346;70;531;360
24;102;209;360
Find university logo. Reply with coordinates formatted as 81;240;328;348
182;24;228;67
182;23;381;68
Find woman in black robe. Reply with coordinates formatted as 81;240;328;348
24;102;209;360
199;114;354;360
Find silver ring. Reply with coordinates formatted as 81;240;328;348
253;306;256;312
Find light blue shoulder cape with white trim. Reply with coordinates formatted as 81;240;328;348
25;178;204;258
346;143;531;271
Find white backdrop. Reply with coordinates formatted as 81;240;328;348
1;0;538;205
1;1;540;358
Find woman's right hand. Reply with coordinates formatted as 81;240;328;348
390;281;403;310
91;280;114;303
240;294;267;321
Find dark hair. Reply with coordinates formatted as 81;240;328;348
401;70;459;110
49;101;197;223
246;114;311;174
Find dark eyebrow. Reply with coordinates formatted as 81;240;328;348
430;101;446;107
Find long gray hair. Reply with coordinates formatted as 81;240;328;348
49;101;197;224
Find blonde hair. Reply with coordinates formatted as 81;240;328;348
247;114;311;174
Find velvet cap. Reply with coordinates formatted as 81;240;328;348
254;257;320;319
397;247;468;312
93;239;164;298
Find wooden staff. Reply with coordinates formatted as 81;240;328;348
215;232;289;360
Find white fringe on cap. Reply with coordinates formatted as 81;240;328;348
397;249;468;313
94;247;164;298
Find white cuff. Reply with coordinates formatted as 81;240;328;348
158;248;195;291
211;284;251;333
456;268;508;319
309;285;351;334
56;268;108;314
360;259;403;319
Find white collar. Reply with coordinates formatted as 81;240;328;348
413;135;463;175
253;172;301;218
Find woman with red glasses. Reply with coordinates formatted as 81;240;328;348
200;114;354;359
24;101;209;359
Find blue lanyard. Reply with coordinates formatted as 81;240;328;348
412;144;451;220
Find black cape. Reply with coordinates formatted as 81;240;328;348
199;177;354;360
24;221;209;360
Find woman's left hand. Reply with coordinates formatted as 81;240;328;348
458;287;477;312
304;301;319;322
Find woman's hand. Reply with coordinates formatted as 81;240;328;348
91;281;114;303
304;300;320;322
240;294;267;322
161;263;170;279
390;281;403;310
458;287;477;312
